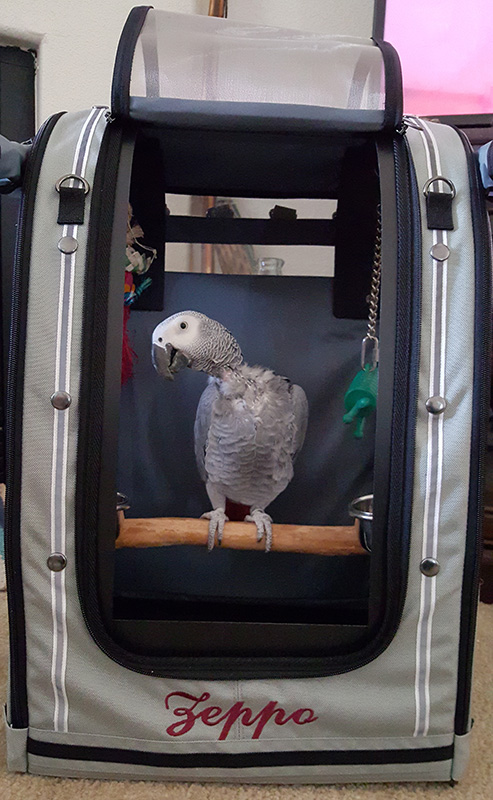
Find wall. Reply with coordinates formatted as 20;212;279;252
0;0;374;123
0;0;375;275
227;0;373;36
0;1;201;122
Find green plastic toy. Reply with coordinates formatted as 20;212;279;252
343;363;378;439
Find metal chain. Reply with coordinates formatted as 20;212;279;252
361;204;382;371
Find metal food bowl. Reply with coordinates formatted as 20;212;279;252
348;494;373;552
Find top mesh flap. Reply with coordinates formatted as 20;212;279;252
112;7;402;133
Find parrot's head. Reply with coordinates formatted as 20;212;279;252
151;311;243;380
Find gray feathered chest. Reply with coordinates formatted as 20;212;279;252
194;365;308;509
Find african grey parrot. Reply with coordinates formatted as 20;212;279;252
151;311;308;551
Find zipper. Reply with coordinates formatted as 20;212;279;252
391;133;422;576
366;133;421;638
453;128;492;735
75;132;420;680
4;111;65;729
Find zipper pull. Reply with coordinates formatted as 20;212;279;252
396;119;408;136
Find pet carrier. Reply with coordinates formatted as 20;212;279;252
2;5;492;785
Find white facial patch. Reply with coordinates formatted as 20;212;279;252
152;312;201;351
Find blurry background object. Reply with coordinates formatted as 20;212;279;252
0;44;35;589
254;258;284;276
376;0;492;116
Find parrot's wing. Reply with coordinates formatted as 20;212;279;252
194;380;217;482
289;383;309;462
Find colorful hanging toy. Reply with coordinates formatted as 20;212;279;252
122;204;157;384
343;343;379;439
343;207;381;438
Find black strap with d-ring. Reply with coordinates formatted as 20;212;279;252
56;173;90;225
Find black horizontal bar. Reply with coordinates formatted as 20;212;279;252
27;739;454;769
165;216;335;246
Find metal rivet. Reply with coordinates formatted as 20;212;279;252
58;236;78;254
51;391;72;410
430;243;450;262
420;557;440;577
47;553;67;572
426;395;447;415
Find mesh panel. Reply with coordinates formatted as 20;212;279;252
129;10;385;111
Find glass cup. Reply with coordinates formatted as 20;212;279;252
254;257;285;275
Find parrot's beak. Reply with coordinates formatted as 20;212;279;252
152;342;190;381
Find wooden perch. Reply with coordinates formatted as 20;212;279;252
116;515;367;556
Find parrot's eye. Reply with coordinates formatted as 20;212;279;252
158;337;163;342
180;322;188;330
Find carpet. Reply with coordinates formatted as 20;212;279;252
0;597;491;798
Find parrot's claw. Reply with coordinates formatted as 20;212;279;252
201;508;229;551
245;510;273;553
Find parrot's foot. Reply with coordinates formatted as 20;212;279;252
201;508;229;551
245;509;273;553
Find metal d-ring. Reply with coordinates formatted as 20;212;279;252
423;175;456;199
55;173;90;195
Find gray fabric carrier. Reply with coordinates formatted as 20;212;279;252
2;7;491;787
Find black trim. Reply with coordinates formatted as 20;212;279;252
128;97;387;134
372;0;387;40
372;40;403;132
27;739;453;769
4;111;65;729
111;6;152;117
164;216;335;246
454;128;493;735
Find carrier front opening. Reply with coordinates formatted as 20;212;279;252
75;8;415;679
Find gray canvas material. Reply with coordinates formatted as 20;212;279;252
4;111;481;783
4;707;27;773
27;755;453;784
451;731;472;781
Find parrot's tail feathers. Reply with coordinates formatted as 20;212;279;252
225;498;250;522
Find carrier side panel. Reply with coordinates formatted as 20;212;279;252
11;108;108;740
